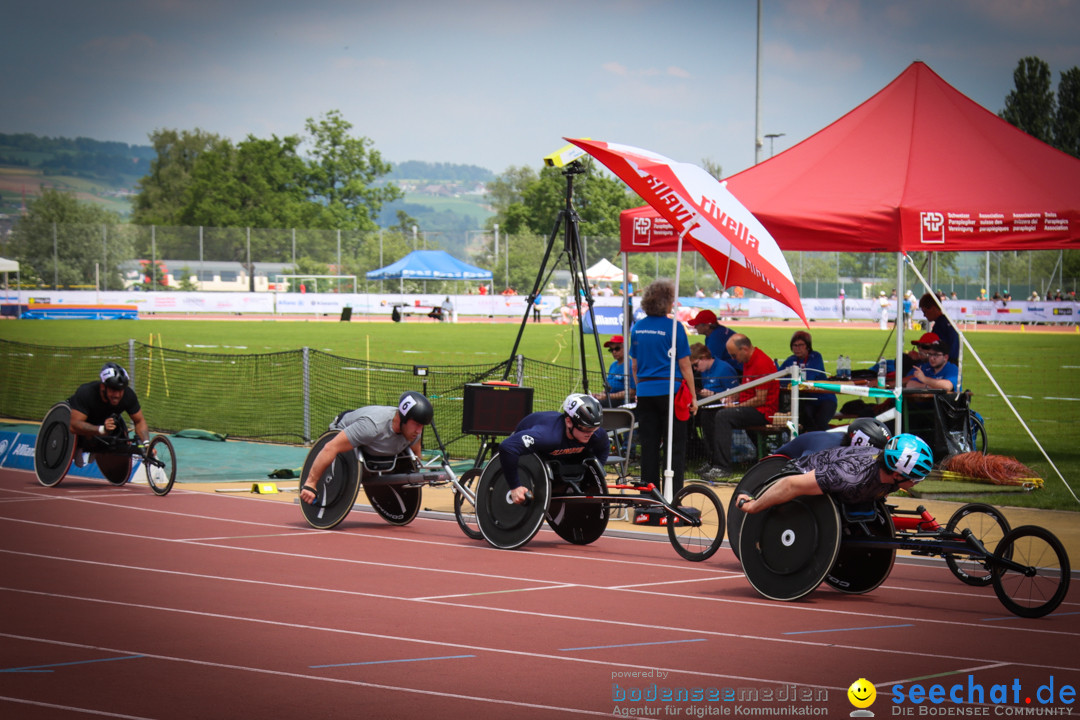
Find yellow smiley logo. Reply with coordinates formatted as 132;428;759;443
847;678;876;709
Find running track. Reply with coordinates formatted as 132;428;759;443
1;469;1077;719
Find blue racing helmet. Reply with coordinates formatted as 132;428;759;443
882;433;934;484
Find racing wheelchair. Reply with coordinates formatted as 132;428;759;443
735;467;1070;618
33;402;177;496
469;453;725;560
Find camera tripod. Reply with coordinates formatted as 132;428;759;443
503;161;609;395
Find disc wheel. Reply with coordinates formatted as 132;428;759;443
364;482;422;526
35;402;74;487
546;460;609;546
475;454;551;550
727;456;790;560
668;484;725;561
991;525;1070;619
825;502;896;594
944;503;1011;586
453;468;483;540
97;451;133;485
738;478;841;602
144;435;177;496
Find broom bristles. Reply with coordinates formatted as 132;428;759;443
942;452;1035;485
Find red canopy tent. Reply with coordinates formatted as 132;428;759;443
614;62;1080;498
621;61;1080;254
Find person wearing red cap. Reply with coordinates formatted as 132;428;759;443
907;331;940;366
594;335;635;408
687;308;741;373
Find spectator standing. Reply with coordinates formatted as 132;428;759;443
918;292;960;360
687;309;741;373
878;291;890;330
630;279;698;494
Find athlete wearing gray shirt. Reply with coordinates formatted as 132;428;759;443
300;392;434;505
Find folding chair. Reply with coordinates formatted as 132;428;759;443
601;407;636;521
601;407;636;481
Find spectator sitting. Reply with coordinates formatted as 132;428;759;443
687;309;741;373
776;330;836;432
692;342;740;476
903;341;959;393
594;335;636;408
701;333;780;481
690;343;739;399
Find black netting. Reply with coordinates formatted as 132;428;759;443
1;339;574;457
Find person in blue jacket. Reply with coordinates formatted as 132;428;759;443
630;279;698;494
903;341;960;392
594;335;635;408
777;331;836;432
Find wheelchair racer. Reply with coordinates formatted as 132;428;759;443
736;433;933;514
68;362;150;465
499;393;609;505
770;417;892;458
300;391;433;504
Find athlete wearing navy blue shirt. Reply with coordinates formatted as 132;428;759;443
771;417;892;458
499;394;609;505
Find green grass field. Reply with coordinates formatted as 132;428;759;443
2;318;1078;511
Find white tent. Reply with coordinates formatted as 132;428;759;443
585;257;638;283
0;257;18;273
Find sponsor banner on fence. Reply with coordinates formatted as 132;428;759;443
4;291;1075;323
0;430;137;481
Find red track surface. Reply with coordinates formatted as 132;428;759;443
1;468;1077;719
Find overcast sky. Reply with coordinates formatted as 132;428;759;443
4;0;1078;177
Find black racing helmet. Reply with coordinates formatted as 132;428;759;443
397;391;434;425
99;362;130;390
843;417;892;450
562;393;603;430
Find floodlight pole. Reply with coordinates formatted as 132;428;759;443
503;161;607;394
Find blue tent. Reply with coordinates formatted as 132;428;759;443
366;250;492;281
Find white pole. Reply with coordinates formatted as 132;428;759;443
664;234;685;503
754;0;763;165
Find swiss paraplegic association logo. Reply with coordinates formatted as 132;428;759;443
920;211;945;244
633;217;653;246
